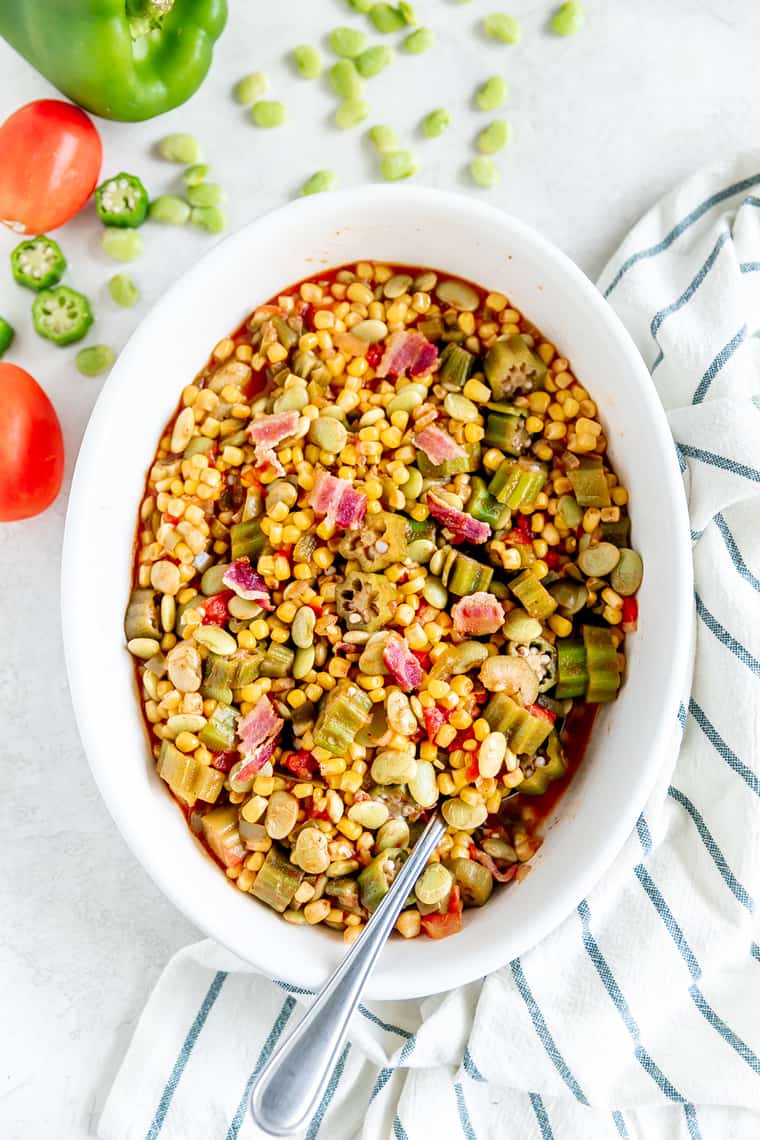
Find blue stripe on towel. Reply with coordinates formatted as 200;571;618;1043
611;1110;630;1139
635;865;760;1076
577;900;685;1100
649;230;730;371
751;943;760;964
144;970;227;1140
740;261;760;272
679;445;760;484
305;1042;351;1140
275;979;412;1041
692;324;747;403
636;814;653;854
684;1104;703;1140
225;996;297;1140
689;699;760;797
528;1093;554;1140
510;959;589;1104
602;172;760;296
454;1082;478;1140
369;1036;417;1104
667;786;754;911
695;594;760;677
393;1115;410;1140
463;1046;487;1083
714;513;760;594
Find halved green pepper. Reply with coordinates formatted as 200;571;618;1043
11;235;66;290
0;0;228;122
95;172;150;227
519;731;566;794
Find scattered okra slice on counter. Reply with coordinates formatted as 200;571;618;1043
0;317;14;356
483;12;522;43
335;99;370;129
356;44;393;76
108;273;139;308
11;235;66;290
75;344;116;377
95;172;149;227
102;227;143;260
368;124;400;152
148;196;191;225
470;155;500;187
300;170;338;196
329;59;364;98
328;26;368;57
251;100;287;128
234;71;269;104
292;45;323;78
551;0;585;35
477;119;511;154
402;26;433;53
32;285;93;345
381;149;417;180
157;133;202;163
369;3;406;33
476;75;508;111
421;108;451;138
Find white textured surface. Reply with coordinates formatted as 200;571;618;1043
1;1;759;1136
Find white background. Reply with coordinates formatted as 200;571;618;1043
2;0;759;1135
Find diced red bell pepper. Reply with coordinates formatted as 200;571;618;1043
411;649;431;671
543;549;563;569
210;750;238;773
421;885;463;940
301;302;315;330
505;528;531;546
202;590;233;625
366;343;383;368
306;798;330;821
526;703;557;724
465;756;480;781
621;596;638;626
423;704;447;741
283;750;319;780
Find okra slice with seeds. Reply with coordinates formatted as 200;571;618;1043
95;172;149;227
32;285;93;346
11;235;66;290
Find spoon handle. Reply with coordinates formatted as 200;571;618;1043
250;813;445;1136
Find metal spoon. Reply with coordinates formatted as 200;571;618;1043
250;813;446;1135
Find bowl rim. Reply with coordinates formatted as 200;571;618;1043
61;185;693;998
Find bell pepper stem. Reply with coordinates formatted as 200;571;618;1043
126;0;175;38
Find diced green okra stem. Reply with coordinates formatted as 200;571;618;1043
600;516;631;547
328;26;368;57
380;150;417;181
583;624;621;703
483;12;522;43
484;411;530;455
182;163;210;187
568;457;611;507
489;458;547;509
148;196;191;225
421;108;451;138
551;0;585;36
476;75;509;110
251;100;287;127
402;27;433;53
158;133;202;163
124;588;160;640
234;71;269;104
313;679;373;753
358;849;405;910
356;44;393;77
470;156;500;188
260;643;296;678
328;59;364;98
292;44;323;78
198;703;238;750
368;124;400;152
370;3;406;33
230;519;264;560
509;570;558;619
519;732;566;793
555;638;588;698
75;344;115;377
334;99;370;129
190;206;226;233
446;551;494;596
438;342;474;386
187;182;225;207
252;846;304;912
301;170;338;196
477;119;511;154
467;477;511;529
201;653;237;704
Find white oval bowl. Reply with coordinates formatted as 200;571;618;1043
62;186;692;1000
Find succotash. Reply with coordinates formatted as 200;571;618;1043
125;262;642;944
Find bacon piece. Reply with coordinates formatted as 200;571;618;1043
427;491;491;544
222;558;273;610
247;410;299;475
237;695;283;760
236;736;279;784
383;634;423;693
451;591;505;636
376;331;438;378
470;846;519;883
307;470;367;529
414;425;466;465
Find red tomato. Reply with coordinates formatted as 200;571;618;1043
283;751;319;779
421;885;463;940
621;596;639;627
0;364;64;521
0;100;102;233
202;591;233;625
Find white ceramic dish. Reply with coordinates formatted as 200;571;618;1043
62;186;692;1000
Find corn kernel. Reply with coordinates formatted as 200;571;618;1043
435;724;457;748
437;772;457;796
548;614;573;637
463;378;492;403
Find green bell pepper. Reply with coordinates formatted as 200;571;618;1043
0;0;227;122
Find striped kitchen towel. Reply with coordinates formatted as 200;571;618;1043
99;153;760;1140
